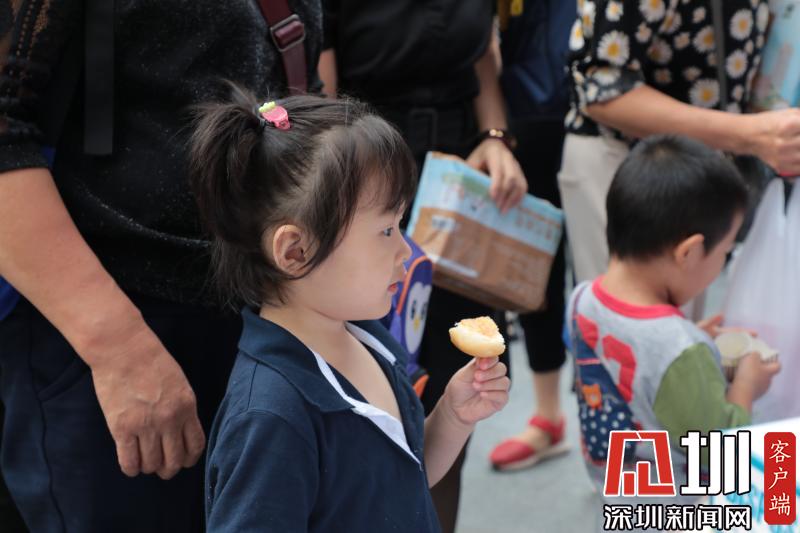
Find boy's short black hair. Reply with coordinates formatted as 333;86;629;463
606;134;748;260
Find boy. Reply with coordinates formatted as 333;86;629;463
567;135;780;504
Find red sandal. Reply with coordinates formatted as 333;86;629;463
489;415;569;471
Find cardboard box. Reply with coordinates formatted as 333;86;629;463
406;152;564;312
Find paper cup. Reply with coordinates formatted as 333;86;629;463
715;331;753;381
714;331;779;380
751;337;779;363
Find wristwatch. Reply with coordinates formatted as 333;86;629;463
476;128;518;151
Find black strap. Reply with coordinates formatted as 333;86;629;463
42;1;304;157
256;0;308;94
710;0;729;109
83;0;114;155
36;30;82;148
35;0;113;155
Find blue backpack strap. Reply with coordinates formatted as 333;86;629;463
565;281;590;353
380;235;432;396
569;282;638;464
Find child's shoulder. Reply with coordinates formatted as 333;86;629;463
650;318;715;360
233;308;357;418
208;354;321;467
221;352;315;425
570;278;712;353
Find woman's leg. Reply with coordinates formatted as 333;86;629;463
489;118;569;469
557;133;626;283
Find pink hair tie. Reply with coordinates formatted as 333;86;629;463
258;101;291;130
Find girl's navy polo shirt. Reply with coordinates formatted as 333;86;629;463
205;308;441;532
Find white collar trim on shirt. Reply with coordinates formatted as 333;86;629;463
309;323;420;465
346;323;397;364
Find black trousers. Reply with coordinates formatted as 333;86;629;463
510;116;567;374
0;294;240;533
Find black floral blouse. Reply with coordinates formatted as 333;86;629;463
566;0;770;138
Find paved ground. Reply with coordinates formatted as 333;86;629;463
456;337;601;533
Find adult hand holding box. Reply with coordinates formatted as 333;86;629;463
406;152;563;312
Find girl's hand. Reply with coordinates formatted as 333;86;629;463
442;356;510;427
466;140;527;214
697;314;758;338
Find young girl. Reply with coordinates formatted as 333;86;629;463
189;86;510;532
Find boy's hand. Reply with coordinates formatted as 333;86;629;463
441;356;510;427
697;314;758;338
728;352;781;405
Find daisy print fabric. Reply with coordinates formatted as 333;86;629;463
567;0;768;138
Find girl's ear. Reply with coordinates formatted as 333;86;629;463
673;233;705;269
270;224;309;275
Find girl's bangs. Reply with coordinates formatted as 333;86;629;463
351;115;418;214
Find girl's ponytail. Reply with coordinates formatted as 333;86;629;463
189;82;266;245
189;82;282;307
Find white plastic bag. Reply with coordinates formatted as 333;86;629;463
723;179;800;422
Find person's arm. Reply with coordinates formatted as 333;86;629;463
586;85;748;152
0;6;204;480
653;343;778;465
653;343;750;468
654;343;752;440
467;26;527;214
586;85;800;175
207;412;318;532
319;0;338;98
423;398;474;487
472;25;507;133
570;0;800;175
424;357;509;486
318;49;337;98
0;169;204;480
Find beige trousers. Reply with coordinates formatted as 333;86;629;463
557;133;629;283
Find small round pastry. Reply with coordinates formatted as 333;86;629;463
449;316;506;358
